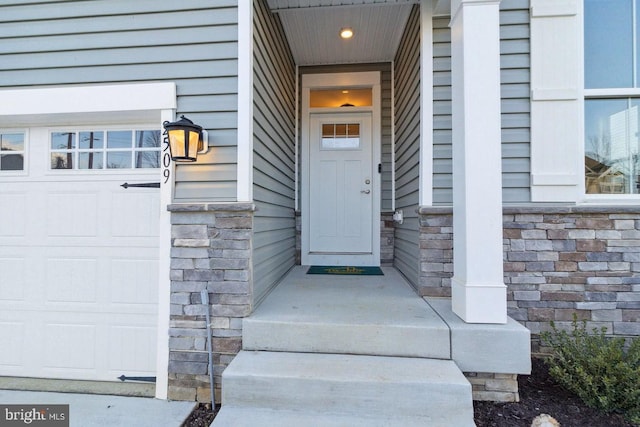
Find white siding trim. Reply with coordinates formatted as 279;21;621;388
530;0;582;202
237;0;254;202
530;0;577;17
532;89;579;101
295;65;300;211
0;83;176;115
584;88;640;98
532;173;578;186
156;108;176;400
391;60;396;211
420;0;434;206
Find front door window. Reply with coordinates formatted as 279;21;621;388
321;123;361;150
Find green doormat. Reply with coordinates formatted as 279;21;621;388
306;266;384;275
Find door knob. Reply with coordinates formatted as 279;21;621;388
361;189;370;194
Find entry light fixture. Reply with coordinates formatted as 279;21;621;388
340;27;354;39
163;115;208;162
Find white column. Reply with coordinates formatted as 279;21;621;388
450;0;507;324
236;0;254;202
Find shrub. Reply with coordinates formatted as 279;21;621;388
541;316;640;424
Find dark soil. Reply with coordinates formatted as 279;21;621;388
181;358;637;427
182;403;217;427
474;358;637;427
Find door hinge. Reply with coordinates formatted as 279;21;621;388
118;375;156;383
120;182;161;189
378;163;382;173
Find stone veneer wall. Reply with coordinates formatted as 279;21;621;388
381;212;395;265
167;203;254;403
419;206;640;353
465;373;519;402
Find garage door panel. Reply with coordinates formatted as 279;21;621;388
46;192;98;237
110;259;158;305
0;322;25;368
44;323;97;371
108;325;157;374
110;192;160;238
0;257;26;301
46;258;98;303
0;193;26;237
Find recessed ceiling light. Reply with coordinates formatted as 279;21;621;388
340;27;354;39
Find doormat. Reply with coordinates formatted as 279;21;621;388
306;266;384;275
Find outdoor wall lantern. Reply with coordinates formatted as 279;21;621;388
163;115;208;162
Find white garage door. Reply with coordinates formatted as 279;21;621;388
0;127;160;382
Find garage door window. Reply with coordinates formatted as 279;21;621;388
0;132;25;171
51;130;161;170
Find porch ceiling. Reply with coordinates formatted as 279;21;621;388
267;0;418;66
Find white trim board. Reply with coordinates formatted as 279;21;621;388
0;83;176;115
236;0;254;202
0;83;176;127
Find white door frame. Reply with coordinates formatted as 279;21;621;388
301;72;381;266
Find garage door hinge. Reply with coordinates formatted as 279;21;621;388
120;182;161;189
117;375;156;383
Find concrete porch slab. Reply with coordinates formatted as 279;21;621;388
426;297;531;375
0;389;195;427
243;266;450;359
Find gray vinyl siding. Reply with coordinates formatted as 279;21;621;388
433;16;453;205
298;63;393;212
252;0;297;304
0;0;239;202
393;5;420;287
500;0;531;202
433;0;531;204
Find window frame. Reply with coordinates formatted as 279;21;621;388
47;125;162;173
0;129;28;175
583;0;640;200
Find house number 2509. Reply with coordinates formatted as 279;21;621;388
162;128;171;184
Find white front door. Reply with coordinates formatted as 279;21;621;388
306;112;377;265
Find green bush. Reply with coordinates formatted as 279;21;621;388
541;316;640;424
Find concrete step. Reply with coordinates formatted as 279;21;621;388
213;350;474;426
212;406;473;427
243;267;450;358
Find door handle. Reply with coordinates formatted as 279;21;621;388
361;189;370;194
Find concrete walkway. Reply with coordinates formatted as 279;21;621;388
0;389;196;427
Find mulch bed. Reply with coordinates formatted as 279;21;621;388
182;403;217;427
182;358;637;427
474;358;636;427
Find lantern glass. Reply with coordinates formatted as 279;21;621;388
164;116;203;162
